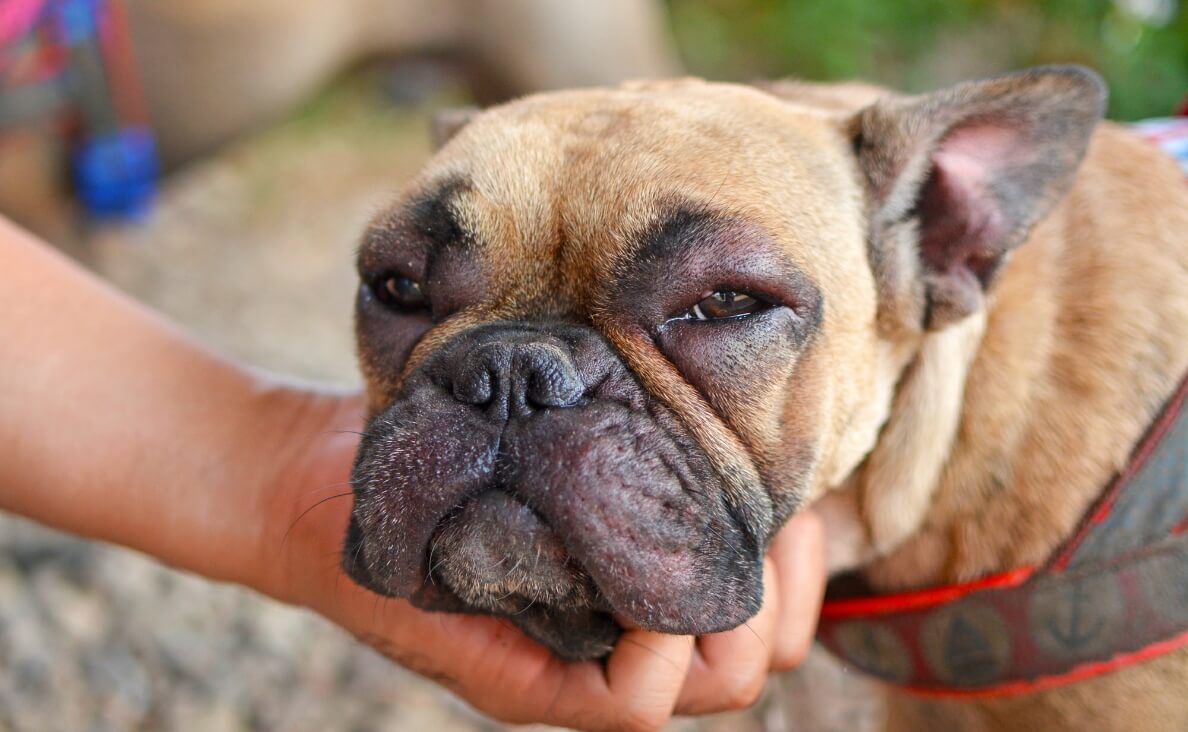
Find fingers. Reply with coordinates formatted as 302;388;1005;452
472;624;696;731
316;510;825;729
769;509;826;672
436;622;695;732
586;630;696;732
674;553;781;715
469;627;694;732
673;508;827;714
324;574;695;732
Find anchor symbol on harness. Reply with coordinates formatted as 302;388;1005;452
1045;576;1105;650
943;614;1000;683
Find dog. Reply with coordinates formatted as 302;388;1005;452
341;66;1188;730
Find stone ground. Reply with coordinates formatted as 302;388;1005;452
0;75;882;731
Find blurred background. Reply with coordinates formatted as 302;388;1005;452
670;0;1187;120
0;1;1183;730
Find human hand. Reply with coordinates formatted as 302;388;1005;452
672;508;826;716
260;389;825;731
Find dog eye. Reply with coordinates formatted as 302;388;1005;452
371;274;428;311
687;290;768;321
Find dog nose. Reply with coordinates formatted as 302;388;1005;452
449;336;584;417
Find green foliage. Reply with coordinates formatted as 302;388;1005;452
667;0;1187;120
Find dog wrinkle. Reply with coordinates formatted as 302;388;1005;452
503;401;760;633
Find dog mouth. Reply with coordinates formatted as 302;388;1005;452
342;323;767;660
426;488;623;659
343;482;625;659
429;489;599;607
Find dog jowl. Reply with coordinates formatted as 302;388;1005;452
341;67;1107;660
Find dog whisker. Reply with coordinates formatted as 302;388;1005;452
741;620;768;653
510;596;537;616
617;636;682;673
426;532;449;582
281;492;354;547
326;428;378;440
491;557;524;602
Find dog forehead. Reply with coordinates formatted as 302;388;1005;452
444;80;850;205
396;81;869;313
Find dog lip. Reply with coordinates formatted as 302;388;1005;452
409;579;623;661
341;512;380;591
426;487;609;612
347;408;763;639
410;489;624;660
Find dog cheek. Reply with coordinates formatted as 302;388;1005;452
685;310;794;387
355;304;432;404
506;405;764;632
660;310;808;452
349;388;501;593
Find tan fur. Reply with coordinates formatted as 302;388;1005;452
380;81;891;526
367;75;1188;729
858;310;986;556
767;81;1188;730
865;123;1188;732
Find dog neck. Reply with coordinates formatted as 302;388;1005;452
826;123;1188;592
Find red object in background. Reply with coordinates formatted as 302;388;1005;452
0;1;65;83
96;0;145;126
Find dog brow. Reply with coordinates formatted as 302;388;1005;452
406;177;474;255
618;201;825;336
634;204;726;263
361;177;475;266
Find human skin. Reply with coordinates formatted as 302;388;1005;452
0;215;825;731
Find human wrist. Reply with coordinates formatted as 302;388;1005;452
248;382;363;611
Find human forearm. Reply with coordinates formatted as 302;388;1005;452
0;216;310;589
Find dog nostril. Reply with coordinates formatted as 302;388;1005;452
448;337;584;415
525;363;583;408
453;361;495;406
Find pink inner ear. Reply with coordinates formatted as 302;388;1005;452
940;121;1025;170
918;121;1021;277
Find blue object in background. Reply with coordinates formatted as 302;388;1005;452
52;0;101;43
1133;118;1188;177
72;125;157;219
0;0;160;219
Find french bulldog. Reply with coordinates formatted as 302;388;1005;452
342;66;1188;729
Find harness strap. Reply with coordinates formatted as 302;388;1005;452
817;370;1188;697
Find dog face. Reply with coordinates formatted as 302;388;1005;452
343;69;1104;658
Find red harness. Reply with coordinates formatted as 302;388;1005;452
817;369;1188;697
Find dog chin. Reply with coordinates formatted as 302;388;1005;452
344;491;624;659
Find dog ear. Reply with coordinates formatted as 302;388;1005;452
854;66;1106;330
430;106;479;150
